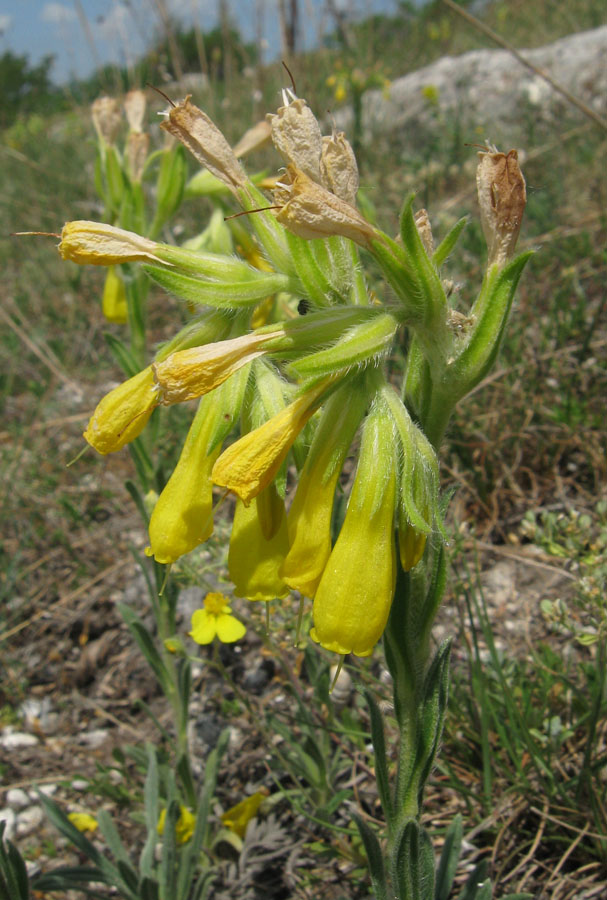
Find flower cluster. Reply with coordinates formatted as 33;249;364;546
59;90;527;658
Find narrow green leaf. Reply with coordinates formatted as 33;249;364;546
457;861;489;900
352;815;388;900
96;809;134;871
144;265;289;308
392;820;435;900
433;217;468;267
117;603;172;694
434;814;462;900
364;689;394;826
140;745;160;879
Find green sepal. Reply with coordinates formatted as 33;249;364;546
143;264;290;308
105;144;125;216
433;216;468;268
150;145;187;239
434;813;462;900
205;363;251;454
185;167;231;198
392;820;435;900
352;815;388;900
183;208;234;256
364;690;394;827
399;193;447;328
449;251;533;399
286;312;398;380
239;183;292;275
104;331;141;378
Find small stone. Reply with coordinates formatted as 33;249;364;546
16;805;44;837
0;731;39;749
6;788;30;809
71;779;89;791
37;783;58;797
79;729;109;749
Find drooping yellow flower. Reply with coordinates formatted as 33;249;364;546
229;484;290;601
68;812;98;833
83;366;157;454
281;383;367;597
152;330;282;406
146;394;222;565
189;592;246;644
102;265;128;324
221;791;266;838
59;221;164;266
311;402;397;657
212;378;334;505
157;806;196;844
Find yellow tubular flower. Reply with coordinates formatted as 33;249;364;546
212;378;334;505
229;484;290;601
146;393;223;565
102;265;128;323
157;806;196;844
281;383;368;598
83;366;157;455
152;330;282;405
59;221;164;266
68;812;98;833
311;403;397;657
221;791;267;838
189;592;246;644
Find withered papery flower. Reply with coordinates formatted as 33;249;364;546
476;148;526;268
267;96;323;182
274;165;377;248
161;96;247;193
124;89;146;133
91;96;122;145
319;131;359;205
414;208;434;256
126;131;150;182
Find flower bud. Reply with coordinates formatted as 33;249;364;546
91;96;122;145
274;165;377;248
125;131;149;183
124;89;146;133
319;132;359;205
59;221;164;266
101;266;128;323
476;148;526;268
268;97;323;182
161;96;247;194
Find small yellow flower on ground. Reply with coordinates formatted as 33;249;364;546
189;592;246;645
68;812;98;833
221;791;266;838
157;806;196;844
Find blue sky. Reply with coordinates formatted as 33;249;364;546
0;0;401;84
